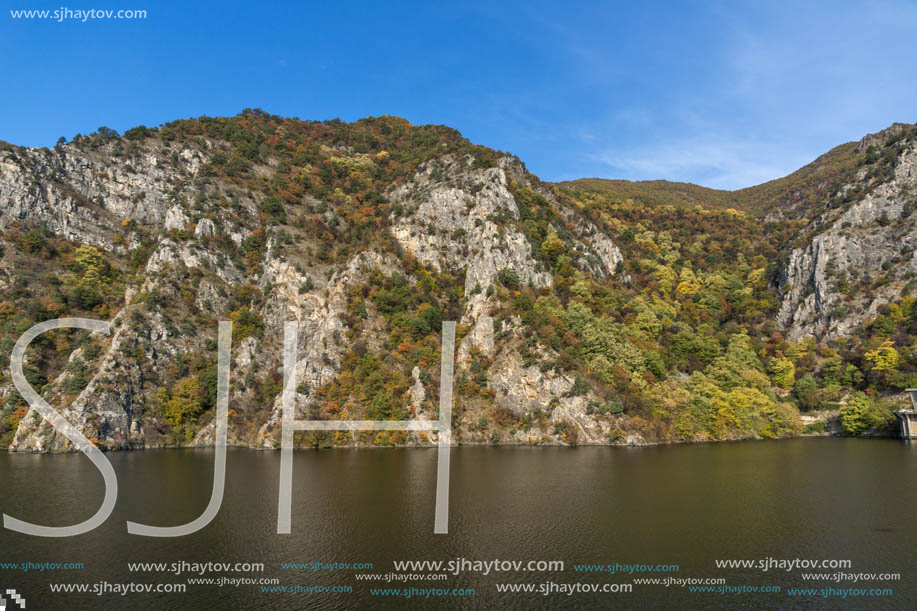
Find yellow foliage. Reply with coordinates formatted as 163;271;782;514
653;265;677;294
0;301;18;320
865;340;899;371
889;297;914;323
769;356;796;390
73;244;107;290
571;278;592;300
541;232;566;261
74;244;105;272
675;281;700;296
163;377;201;425
746;267;766;287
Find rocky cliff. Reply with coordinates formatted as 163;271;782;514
775;124;917;339
1;114;913;452
0;114;635;451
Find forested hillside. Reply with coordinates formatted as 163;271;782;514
1;112;914;451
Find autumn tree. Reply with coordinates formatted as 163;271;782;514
164;377;203;425
769;356;796;390
865;339;899;371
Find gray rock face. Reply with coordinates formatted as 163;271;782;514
385;156;626;445
194;217;216;237
409;366;426;412
776;140;917;339
0;143;207;249
0;131;628;452
255;251;404;446
389;155;623;295
0;140;210;450
389;156;552;295
10;308;171;452
485;343;617;445
164;205;190;231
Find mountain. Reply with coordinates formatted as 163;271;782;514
1;112;914;452
558;124;917;340
774;124;917;339
555;178;738;209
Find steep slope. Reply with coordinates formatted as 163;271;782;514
733;141;862;220
775;123;917;339
3;113;913;452
556;122;917;439
0;112;645;452
556;123;917;342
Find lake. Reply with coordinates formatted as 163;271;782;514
1;438;915;609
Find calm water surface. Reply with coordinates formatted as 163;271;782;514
0;438;914;609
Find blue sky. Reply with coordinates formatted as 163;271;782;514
1;1;915;189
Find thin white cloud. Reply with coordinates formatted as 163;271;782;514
571;0;917;188
592;136;808;190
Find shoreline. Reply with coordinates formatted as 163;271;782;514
3;431;905;455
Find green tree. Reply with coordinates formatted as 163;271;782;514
164;377;202;425
793;374;820;410
840;392;873;435
410;303;442;338
540;233;566;263
769;356;796;390
230;307;264;340
259;196;287;223
707;332;766;391
653;265;677;294
497;268;520;289
819;355;844;387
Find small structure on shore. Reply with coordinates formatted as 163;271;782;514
896;390;917;439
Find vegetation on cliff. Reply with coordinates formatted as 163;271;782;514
1;113;914;449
